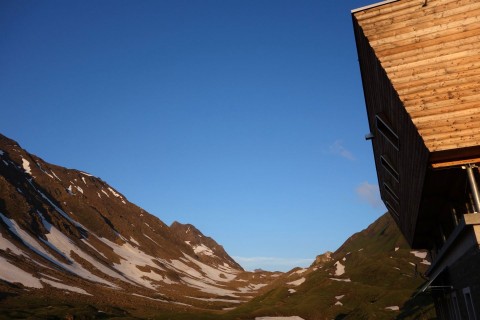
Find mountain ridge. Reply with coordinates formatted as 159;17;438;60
0;133;279;317
0;133;434;319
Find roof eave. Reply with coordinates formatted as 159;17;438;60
351;0;401;14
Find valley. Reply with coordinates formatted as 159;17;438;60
0;134;435;319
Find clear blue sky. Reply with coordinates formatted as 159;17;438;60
0;0;386;271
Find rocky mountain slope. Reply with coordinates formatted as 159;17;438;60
0;133;280;318
0;133;434;319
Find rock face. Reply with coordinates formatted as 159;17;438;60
0;133;278;317
170;221;243;271
312;251;332;267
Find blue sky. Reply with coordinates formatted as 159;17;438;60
0;0;386;271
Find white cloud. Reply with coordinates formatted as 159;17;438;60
329;140;355;161
356;181;385;209
233;256;314;272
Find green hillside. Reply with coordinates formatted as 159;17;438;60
224;213;436;320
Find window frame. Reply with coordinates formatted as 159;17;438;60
380;155;400;182
375;114;399;150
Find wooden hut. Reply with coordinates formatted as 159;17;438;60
352;0;480;317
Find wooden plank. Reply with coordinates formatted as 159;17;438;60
383;47;479;76
368;14;480;48
402;77;480;102
404;88;480;108
428;135;480;152
380;36;480;68
396;73;480;96
360;0;478;33
431;158;480;169
387;55;480;84
405;94;480;116
375;25;480;57
419;119;480;136
412;105;480;125
415;113;480;131
423;126;480;143
371;20;480;53
365;2;480;41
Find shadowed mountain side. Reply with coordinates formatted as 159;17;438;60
0;133;280;317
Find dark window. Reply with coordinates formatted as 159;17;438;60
384;182;399;204
376;114;399;149
380;156;400;182
385;201;399;218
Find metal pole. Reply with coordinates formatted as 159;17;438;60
466;165;480;213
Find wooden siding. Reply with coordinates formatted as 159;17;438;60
353;14;430;245
353;0;480;163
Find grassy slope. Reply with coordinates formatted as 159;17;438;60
224;213;436;320
0;214;435;319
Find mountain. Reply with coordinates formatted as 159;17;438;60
0;133;434;319
0;134;280;318
226;213;436;320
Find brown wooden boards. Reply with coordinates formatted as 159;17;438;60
353;0;480;157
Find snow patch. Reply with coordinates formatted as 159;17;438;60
41;278;91;295
410;251;428;259
0;256;43;288
108;187;121;198
330;278;351;282
287;277;305;286
385;306;400;311
187;296;242;303
294;268;307;275
129;237;140;246
335;295;345;300
51;171;61;181
395;247;399;251
335;301;343;306
144;234;160;246
334;261;345;276
0;231;25;256
37;212;122;287
22;158;32;175
193;243;215;257
36;162;54;179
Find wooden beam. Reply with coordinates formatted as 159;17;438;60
431;158;480;169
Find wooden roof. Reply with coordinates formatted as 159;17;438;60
353;0;480;160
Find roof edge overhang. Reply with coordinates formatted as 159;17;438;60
351;0;401;14
430;145;480;169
